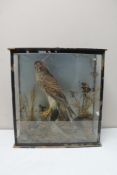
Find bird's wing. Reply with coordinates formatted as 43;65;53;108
42;72;67;103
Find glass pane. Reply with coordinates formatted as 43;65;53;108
13;52;103;145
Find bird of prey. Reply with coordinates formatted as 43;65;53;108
34;60;75;121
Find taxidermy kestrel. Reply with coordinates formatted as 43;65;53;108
34;60;75;121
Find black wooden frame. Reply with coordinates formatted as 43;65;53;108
9;48;106;148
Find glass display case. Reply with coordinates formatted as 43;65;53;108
9;48;106;147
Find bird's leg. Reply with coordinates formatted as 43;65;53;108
40;106;52;118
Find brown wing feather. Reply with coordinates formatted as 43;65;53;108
41;72;66;103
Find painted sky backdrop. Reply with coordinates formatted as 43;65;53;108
18;53;96;95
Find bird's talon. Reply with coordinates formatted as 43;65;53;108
40;107;51;118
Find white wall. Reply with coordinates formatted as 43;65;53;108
0;0;117;129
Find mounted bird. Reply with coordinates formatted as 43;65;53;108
34;60;75;121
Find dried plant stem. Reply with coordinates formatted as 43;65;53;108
30;86;36;121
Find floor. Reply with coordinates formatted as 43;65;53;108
0;128;117;175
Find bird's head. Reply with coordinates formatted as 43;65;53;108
34;60;46;73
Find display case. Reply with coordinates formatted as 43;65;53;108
9;48;106;147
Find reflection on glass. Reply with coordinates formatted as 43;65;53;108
12;52;104;145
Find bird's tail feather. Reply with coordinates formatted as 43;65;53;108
58;103;74;121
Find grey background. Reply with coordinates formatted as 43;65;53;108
19;53;95;94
